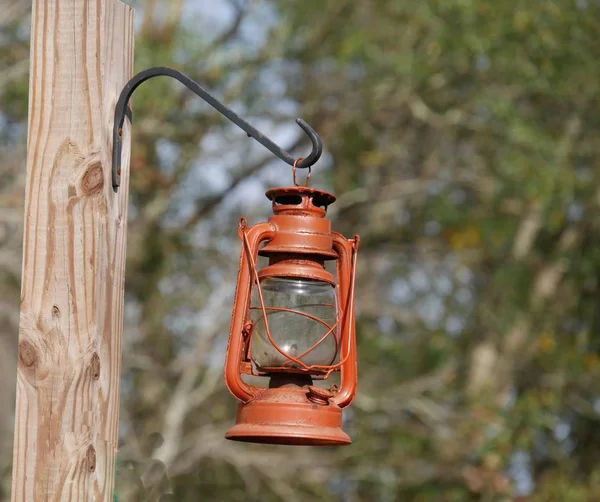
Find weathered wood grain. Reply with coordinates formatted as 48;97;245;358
11;1;134;500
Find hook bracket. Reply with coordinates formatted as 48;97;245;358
112;67;323;191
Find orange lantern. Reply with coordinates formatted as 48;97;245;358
224;182;359;446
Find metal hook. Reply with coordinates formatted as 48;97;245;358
112;67;323;191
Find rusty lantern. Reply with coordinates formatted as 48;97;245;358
224;182;360;446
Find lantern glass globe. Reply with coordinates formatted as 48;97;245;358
250;277;338;369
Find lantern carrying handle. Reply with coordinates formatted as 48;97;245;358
112;66;324;191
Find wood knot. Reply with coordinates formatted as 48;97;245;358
86;445;96;472
80;162;104;196
18;340;38;368
91;352;100;380
52;305;60;319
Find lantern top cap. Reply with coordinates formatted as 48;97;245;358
265;186;336;218
265;186;336;205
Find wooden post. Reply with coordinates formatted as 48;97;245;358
11;1;134;500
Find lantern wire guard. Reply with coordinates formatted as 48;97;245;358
240;218;356;376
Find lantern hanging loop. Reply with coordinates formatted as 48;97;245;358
112;67;323;191
292;157;311;187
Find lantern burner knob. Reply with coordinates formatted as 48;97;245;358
307;385;334;405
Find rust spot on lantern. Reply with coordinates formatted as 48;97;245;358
224;184;359;446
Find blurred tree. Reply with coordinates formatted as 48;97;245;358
1;0;600;501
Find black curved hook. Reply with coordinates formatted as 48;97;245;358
112;67;323;191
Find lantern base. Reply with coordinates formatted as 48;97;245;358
225;386;351;446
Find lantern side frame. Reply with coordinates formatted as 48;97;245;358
224;221;275;403
331;232;360;408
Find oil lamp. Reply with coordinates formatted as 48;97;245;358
224;170;359;446
112;67;359;446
